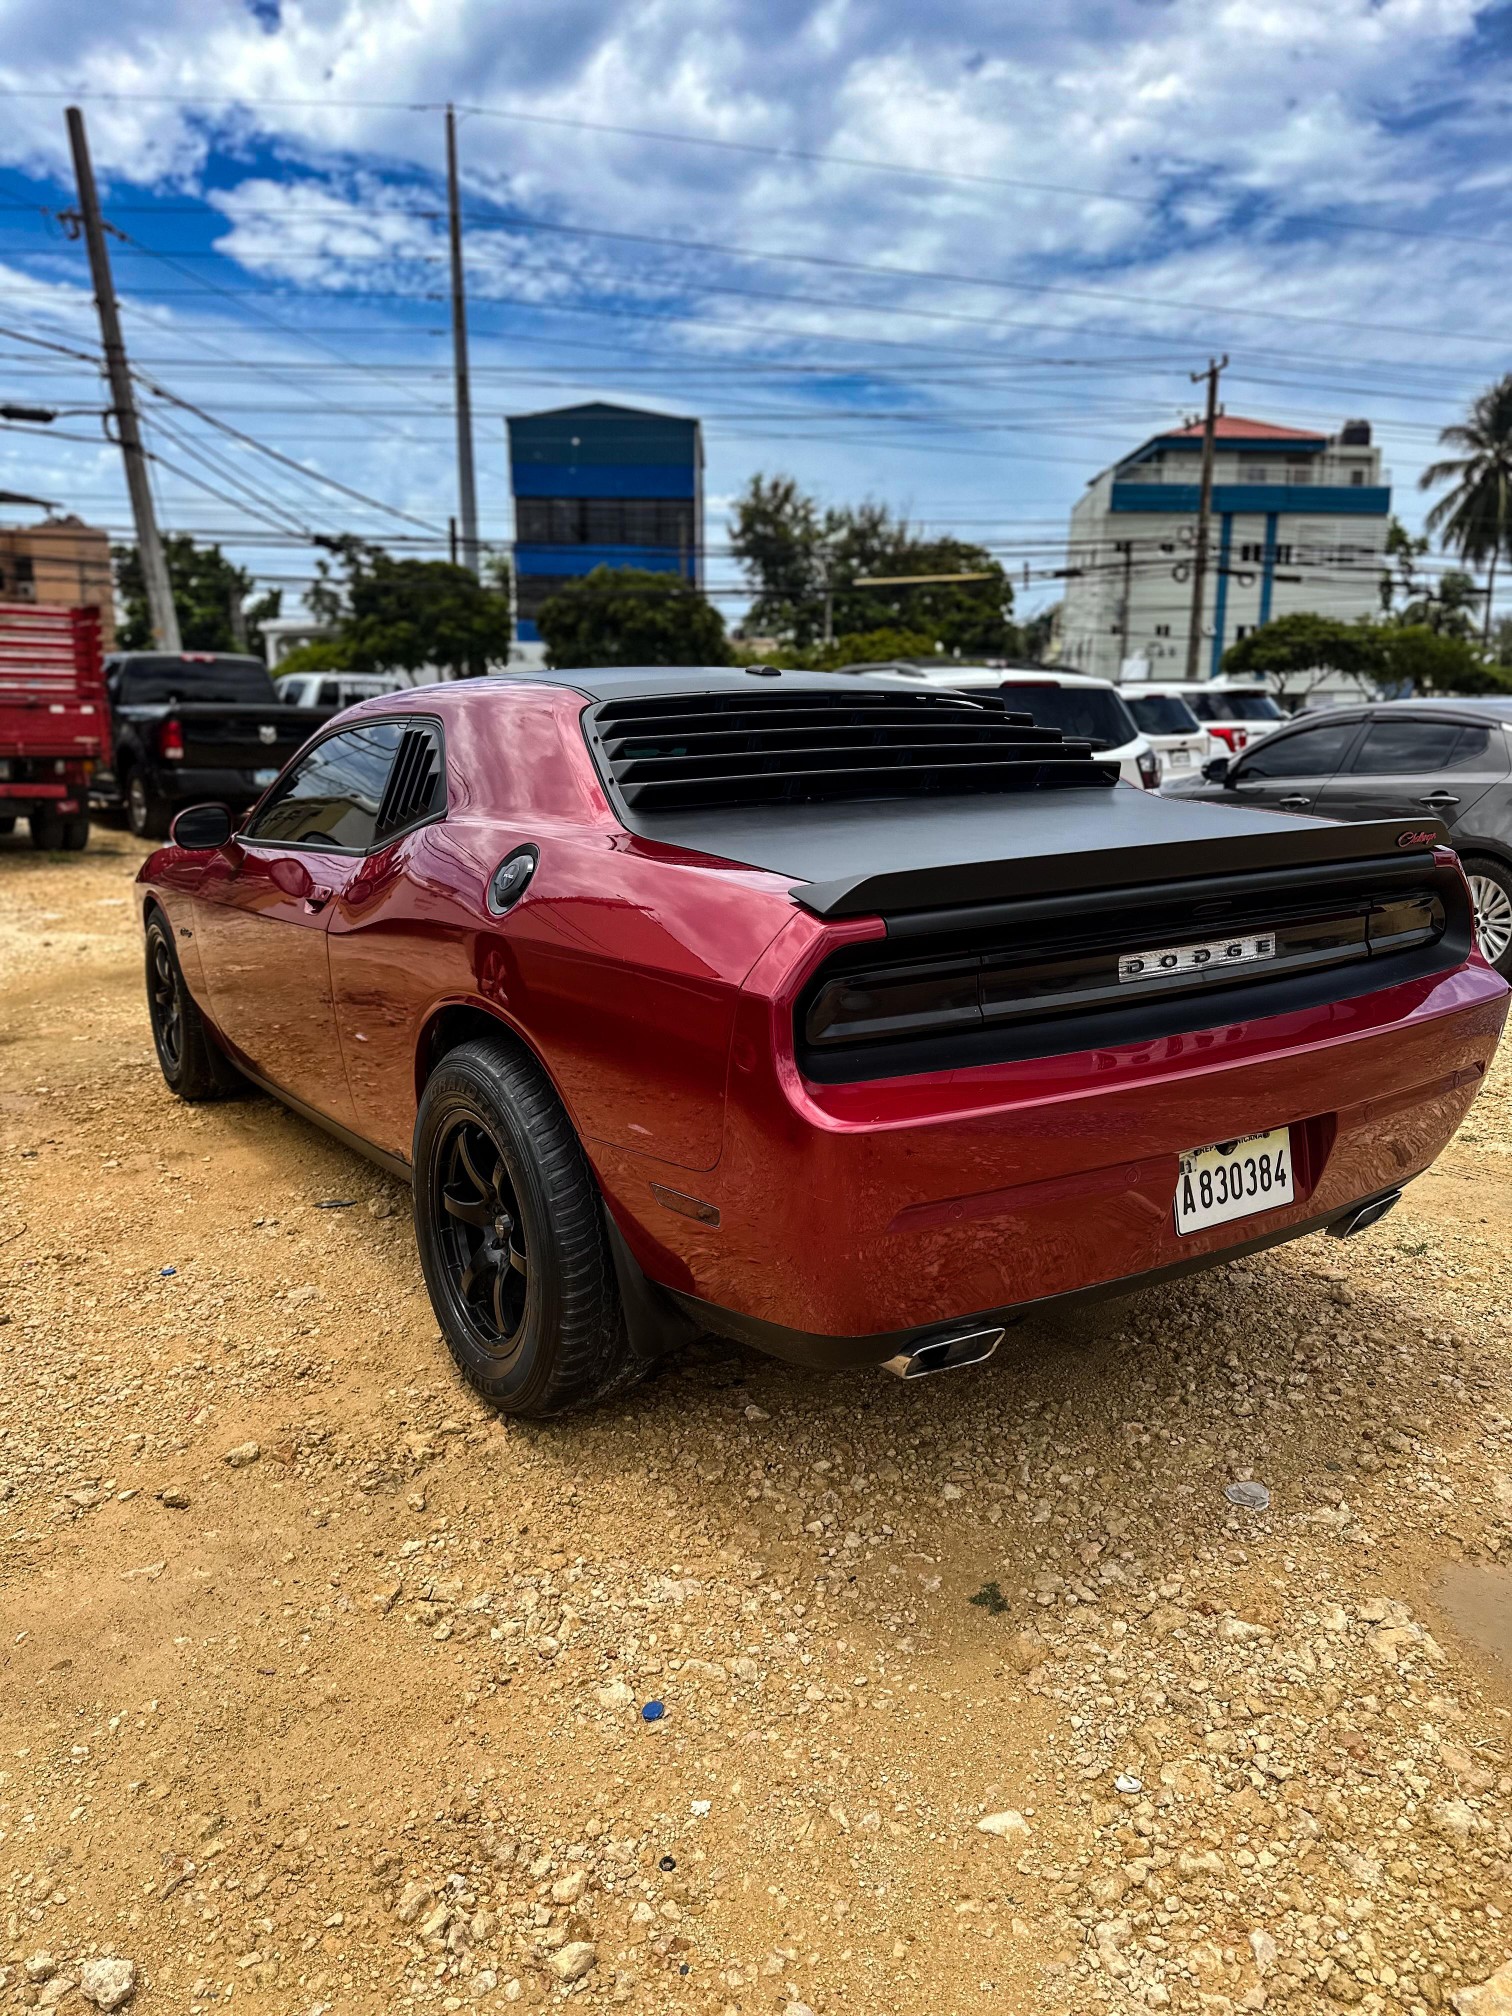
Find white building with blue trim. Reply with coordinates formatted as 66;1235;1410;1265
1060;414;1390;685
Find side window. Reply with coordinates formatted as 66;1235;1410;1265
317;679;342;707
244;721;406;849
1349;720;1469;775
1237;719;1360;779
1445;726;1494;768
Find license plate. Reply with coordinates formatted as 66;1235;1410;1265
253;768;279;787
1175;1127;1293;1235
1168;749;1192;767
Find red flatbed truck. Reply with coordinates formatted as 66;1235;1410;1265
0;602;108;850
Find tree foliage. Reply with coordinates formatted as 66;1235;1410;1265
735;626;939;671
535;566;730;669
1379;626;1512;696
1419;373;1512;645
729;473;1017;654
113;537;280;654
1223;607;1512;699
306;537;511;676
1221;612;1384;700
267;637;356;676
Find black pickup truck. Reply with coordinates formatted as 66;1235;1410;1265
97;652;326;839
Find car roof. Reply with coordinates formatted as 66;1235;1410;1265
342;664;953;713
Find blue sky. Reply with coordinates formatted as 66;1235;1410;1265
2;0;1512;624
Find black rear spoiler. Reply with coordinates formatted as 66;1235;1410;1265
788;801;1451;919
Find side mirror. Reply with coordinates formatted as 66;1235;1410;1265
169;803;233;851
1201;756;1230;784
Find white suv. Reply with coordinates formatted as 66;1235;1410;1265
1123;680;1285;758
1122;689;1213;780
837;662;1160;788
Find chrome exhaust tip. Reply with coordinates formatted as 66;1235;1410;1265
1326;1189;1402;1239
881;1326;1005;1380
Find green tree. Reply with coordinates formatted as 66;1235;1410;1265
308;537;510;676
729;474;827;642
535;567;730;670
266;637;355;676
1379;516;1429;617
728;473;1016;654
1221;611;1385;704
113;537;280;653
1419;374;1512;647
1379;625;1512;696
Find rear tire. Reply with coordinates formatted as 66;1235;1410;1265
145;912;245;1100
1464;855;1512;977
0;816;15;837
126;770;170;840
413;1039;632;1418
28;809;64;850
60;814;90;851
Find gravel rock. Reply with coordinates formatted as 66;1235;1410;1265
77;1957;137;2010
976;1809;1031;1839
549;1941;597;1983
1454;1962;1512;2014
224;1440;260;1468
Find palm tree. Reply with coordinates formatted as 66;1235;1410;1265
1420;374;1512;648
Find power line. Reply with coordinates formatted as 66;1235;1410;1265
39;207;1512;349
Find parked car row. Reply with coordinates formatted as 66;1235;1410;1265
1165;698;1512;973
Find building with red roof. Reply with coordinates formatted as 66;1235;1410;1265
1060;413;1389;685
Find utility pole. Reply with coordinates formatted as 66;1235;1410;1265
445;106;480;577
1183;354;1227;683
65;105;181;652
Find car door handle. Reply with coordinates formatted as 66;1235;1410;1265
1276;794;1311;808
304;886;333;913
1416;793;1460;808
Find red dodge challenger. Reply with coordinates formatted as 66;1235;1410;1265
135;670;1509;1415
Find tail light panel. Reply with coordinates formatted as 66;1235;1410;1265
158;719;186;762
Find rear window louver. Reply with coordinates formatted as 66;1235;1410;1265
376;724;441;836
586;689;1119;813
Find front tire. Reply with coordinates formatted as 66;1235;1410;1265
126;771;170;840
413;1039;631;1418
28;809;64;850
145;913;244;1100
60;814;90;851
1465;856;1512;977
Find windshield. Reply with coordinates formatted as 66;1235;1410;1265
1127;694;1201;736
112;655;277;707
1189;689;1284;724
997;682;1137;748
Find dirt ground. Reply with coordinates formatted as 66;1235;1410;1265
2;827;1511;2016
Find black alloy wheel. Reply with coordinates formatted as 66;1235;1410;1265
143;913;244;1100
149;928;184;1075
435;1116;532;1359
412;1038;633;1417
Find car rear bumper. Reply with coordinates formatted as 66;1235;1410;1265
598;957;1509;1360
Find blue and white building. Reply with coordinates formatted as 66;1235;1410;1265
1060;414;1391;685
507;401;704;650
